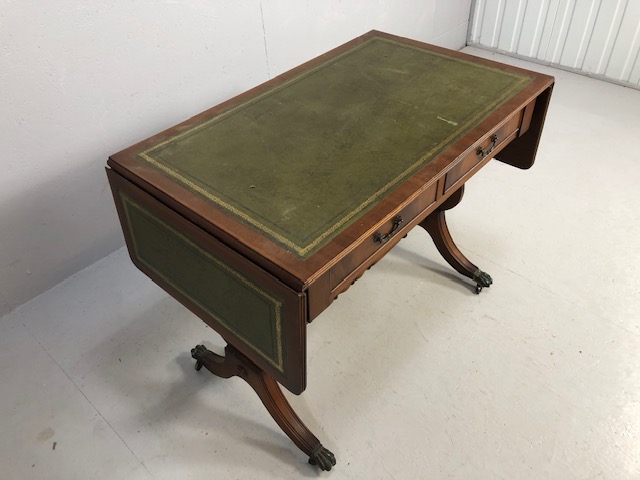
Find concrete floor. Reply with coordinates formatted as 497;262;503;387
1;49;639;479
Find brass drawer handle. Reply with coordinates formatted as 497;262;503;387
477;134;498;158
374;215;403;244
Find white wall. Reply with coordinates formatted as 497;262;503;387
0;0;472;316
468;0;640;89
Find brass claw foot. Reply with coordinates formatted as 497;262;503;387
191;344;207;371
308;443;337;471
472;269;493;294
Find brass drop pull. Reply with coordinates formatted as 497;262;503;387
374;215;403;244
477;134;499;158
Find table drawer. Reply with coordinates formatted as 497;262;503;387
444;111;522;193
329;179;439;292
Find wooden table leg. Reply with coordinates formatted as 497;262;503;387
419;185;493;293
190;344;336;471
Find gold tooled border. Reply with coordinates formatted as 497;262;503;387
139;37;531;258
121;192;285;373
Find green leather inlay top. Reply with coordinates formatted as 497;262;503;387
140;37;531;258
121;193;285;372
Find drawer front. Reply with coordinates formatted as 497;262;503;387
319;106;528;307
329;179;439;291
444;111;522;193
107;169;307;394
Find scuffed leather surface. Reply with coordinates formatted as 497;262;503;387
141;37;530;257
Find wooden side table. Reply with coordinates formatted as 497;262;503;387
107;30;554;470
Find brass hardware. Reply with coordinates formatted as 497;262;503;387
374;215;403;244
477;134;499;158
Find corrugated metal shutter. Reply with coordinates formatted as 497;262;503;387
468;0;640;89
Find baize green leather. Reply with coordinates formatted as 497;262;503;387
122;193;285;372
139;37;531;258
